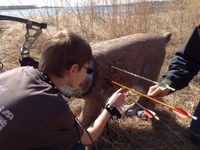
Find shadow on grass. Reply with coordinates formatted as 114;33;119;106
95;109;200;150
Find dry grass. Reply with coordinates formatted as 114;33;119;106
1;0;200;149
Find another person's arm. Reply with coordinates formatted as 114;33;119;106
148;25;200;98
162;25;200;91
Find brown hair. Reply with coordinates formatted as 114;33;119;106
38;30;92;77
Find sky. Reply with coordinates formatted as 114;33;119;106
0;0;65;7
0;0;167;7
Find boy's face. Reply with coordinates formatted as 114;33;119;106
73;63;89;89
59;63;94;96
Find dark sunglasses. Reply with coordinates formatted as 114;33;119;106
81;65;94;74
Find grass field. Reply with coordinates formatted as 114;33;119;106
0;0;200;149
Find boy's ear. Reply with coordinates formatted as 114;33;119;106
69;64;79;74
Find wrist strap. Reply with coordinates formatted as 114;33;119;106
104;103;121;119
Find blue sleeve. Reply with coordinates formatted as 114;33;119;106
161;25;200;90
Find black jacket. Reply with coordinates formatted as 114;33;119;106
161;25;200;91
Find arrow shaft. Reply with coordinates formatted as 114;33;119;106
111;80;174;110
135;102;145;109
111;65;175;91
111;65;157;84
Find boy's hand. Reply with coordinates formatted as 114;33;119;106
107;88;126;108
